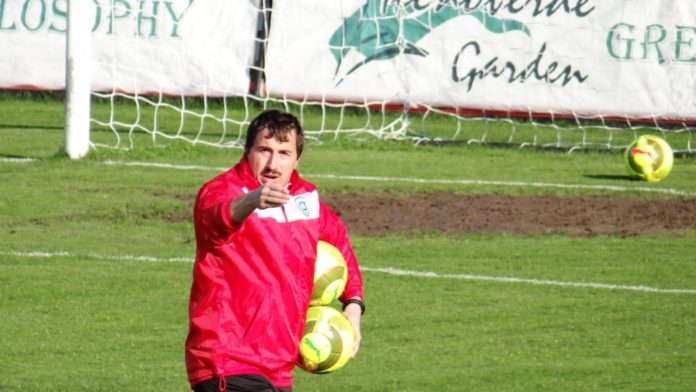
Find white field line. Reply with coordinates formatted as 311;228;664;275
1;250;190;264
103;160;229;172
3;250;695;295
361;266;696;295
102;160;696;197
0;157;36;163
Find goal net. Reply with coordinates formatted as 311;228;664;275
4;0;694;155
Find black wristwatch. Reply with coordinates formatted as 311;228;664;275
342;298;365;315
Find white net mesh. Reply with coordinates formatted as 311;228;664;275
88;0;696;155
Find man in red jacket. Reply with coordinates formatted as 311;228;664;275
186;109;364;392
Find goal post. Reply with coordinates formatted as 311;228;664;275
64;0;92;159
53;0;696;156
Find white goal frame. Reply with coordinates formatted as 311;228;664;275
64;0;92;159
62;1;696;157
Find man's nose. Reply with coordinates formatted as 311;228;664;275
265;153;278;170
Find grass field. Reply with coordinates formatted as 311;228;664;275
1;97;696;391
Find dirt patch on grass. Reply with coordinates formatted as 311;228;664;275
323;192;696;237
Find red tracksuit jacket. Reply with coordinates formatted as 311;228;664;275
185;157;364;388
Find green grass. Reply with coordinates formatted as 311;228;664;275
1;97;695;391
2;235;694;391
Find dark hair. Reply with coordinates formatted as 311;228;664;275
245;109;304;157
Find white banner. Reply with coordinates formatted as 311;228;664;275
0;0;258;95
265;0;696;121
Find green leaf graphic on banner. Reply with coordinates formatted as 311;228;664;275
330;0;530;85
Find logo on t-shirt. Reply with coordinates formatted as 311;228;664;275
295;196;310;217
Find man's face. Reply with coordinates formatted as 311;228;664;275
247;128;300;188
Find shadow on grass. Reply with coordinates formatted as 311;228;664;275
0;153;38;160
0;123;63;131
583;174;640;182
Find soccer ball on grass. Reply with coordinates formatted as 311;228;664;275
297;306;355;374
624;135;673;182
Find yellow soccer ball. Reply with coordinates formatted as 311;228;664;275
297;306;355;374
624;135;673;182
310;241;348;306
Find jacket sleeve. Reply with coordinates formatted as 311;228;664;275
193;175;242;248
318;200;364;302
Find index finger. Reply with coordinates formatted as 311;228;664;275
265;181;290;194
